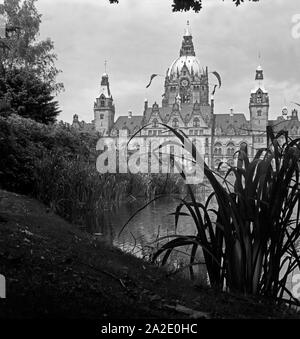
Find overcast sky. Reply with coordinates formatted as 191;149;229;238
36;0;300;123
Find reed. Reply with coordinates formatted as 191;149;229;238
0;115;184;233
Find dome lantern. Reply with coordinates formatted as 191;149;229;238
167;21;201;78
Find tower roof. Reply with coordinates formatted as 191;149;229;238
251;64;267;94
167;22;200;77
180;21;195;57
184;20;192;37
100;73;112;98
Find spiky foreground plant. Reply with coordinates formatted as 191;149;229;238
123;124;300;305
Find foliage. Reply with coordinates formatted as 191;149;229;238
127;123;300;305
0;115;182;231
0;0;63;92
0;67;60;123
0;0;63;123
0;114;95;194
109;0;260;12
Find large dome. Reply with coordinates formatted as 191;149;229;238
167;55;201;78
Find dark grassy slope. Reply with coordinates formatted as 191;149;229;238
0;189;298;319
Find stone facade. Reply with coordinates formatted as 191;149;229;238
72;23;300;171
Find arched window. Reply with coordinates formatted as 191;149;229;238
172;118;179;128
193;117;200;127
100;114;104;119
152;118;158;128
257;109;262;117
257;92;262;104
100;100;105;107
214;142;222;155
227;142;235;156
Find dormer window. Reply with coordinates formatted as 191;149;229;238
172;118;179;128
193;117;200;127
152;118;158;128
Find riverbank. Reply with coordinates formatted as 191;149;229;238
0;189;298;319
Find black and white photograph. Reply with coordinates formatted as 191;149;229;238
0;0;300;332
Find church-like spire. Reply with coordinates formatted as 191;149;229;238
184;20;192;37
249;60;269;134
99;60;112;98
255;65;263;81
100;73;111;98
251;64;267;94
94;64;115;135
180;21;195;57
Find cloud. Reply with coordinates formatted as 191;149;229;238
36;0;300;122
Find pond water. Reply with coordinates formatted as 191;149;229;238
98;195;208;282
97;194;300;300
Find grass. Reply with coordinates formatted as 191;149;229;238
0;188;298;319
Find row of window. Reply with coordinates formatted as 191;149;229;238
169;86;206;92
214;142;248;156
254;137;264;143
189;129;204;136
148;130;165;136
147;130;208;138
152;117;201;128
214;148;235;156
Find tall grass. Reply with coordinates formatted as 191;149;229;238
33;151;130;232
126;124;300;305
0;115;185;233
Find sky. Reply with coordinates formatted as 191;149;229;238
35;0;300;123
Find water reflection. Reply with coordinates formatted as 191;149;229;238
101;195;207;281
99;195;300;300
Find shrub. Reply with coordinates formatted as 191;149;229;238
0;115;183;232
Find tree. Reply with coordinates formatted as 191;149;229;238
109;0;260;12
0;67;60;124
0;0;63;92
0;0;63;123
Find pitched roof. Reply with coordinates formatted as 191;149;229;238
143;103;211;126
268;116;300;132
215;113;251;135
113;116;143;134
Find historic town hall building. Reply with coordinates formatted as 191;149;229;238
72;23;300;170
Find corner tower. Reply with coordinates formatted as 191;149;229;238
249;65;269;133
94;73;115;135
